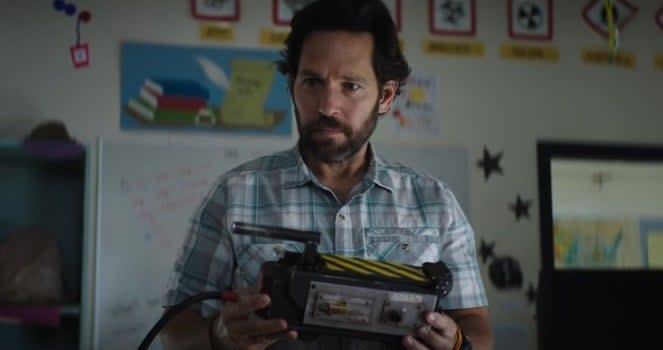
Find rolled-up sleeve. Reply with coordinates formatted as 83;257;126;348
437;189;488;310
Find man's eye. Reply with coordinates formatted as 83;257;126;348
303;78;320;87
344;83;361;91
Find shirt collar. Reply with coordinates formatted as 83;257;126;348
283;142;394;193
282;143;314;189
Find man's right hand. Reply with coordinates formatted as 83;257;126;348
212;289;298;350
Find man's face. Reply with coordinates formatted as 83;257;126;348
292;31;395;163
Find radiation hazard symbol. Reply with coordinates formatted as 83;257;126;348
508;0;553;41
429;0;477;36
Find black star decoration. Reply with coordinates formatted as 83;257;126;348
477;146;503;181
526;282;537;304
478;239;495;264
510;194;531;221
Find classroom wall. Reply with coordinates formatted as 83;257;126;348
1;1;662;349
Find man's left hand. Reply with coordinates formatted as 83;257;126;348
402;311;459;350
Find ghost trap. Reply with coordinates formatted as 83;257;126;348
231;221;453;343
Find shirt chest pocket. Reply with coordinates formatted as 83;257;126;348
365;227;441;266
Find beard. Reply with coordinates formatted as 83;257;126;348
296;101;379;164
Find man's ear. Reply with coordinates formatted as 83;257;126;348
378;80;399;115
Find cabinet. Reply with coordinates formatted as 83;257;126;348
0;141;87;349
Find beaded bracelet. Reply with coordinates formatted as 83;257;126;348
452;326;464;350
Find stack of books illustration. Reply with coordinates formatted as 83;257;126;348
126;78;215;127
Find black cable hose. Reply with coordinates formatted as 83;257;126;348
137;291;222;350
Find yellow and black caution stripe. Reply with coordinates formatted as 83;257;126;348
320;254;428;283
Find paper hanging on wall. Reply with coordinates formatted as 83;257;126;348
190;0;240;22
656;53;663;70
508;0;553;41
52;0;92;69
646;233;663;268
120;41;292;135
199;23;235;42
219;59;284;128
581;0;638;38
389;71;440;137
428;0;477;36
581;48;636;68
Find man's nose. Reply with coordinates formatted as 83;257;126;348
318;86;342;117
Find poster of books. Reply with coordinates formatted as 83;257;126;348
120;41;292;135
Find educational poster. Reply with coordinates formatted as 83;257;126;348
639;219;663;268
553;217;640;269
120;41;292;135
390;71;440;137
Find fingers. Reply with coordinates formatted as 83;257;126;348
226;319;295;349
248;329;295;344
424;311;456;336
219;289;298;349
225;318;288;338
402;335;429;350
223;293;271;321
403;312;457;350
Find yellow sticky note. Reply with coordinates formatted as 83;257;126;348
581;49;636;69
219;59;277;128
501;43;559;62
655;53;663;70
422;39;484;57
259;28;290;47
199;23;235;42
647;232;663;268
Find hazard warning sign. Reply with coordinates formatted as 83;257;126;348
656;5;663;33
508;0;553;41
581;0;638;38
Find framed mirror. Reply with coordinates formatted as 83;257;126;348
536;140;663;349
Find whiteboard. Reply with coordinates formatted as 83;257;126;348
93;138;469;349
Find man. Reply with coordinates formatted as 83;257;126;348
160;0;492;349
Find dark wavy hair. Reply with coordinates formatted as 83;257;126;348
276;0;411;96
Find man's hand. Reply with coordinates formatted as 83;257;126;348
402;311;460;350
211;288;298;350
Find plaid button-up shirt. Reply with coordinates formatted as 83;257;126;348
163;143;487;348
